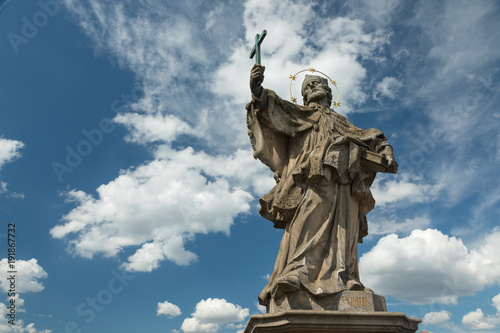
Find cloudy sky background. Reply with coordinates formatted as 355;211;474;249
0;0;499;332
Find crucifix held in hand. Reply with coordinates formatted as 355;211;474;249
249;30;267;65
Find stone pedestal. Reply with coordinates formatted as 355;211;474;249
269;290;387;313
244;310;421;333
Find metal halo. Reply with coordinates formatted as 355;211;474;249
289;67;340;108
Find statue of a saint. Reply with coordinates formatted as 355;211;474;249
246;64;397;312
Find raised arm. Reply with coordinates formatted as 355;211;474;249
250;64;265;97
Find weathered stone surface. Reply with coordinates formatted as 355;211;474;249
244;310;421;333
247;64;399;311
268;290;387;313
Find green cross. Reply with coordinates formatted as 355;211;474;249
249;30;267;65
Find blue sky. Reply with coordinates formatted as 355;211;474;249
0;0;499;332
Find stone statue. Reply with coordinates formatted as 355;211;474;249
246;64;397;313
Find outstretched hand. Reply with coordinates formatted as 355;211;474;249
250;64;265;96
380;145;398;173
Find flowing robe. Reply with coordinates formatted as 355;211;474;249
246;88;392;308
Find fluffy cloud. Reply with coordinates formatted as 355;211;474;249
368;216;431;236
0;304;52;333
360;228;500;305
0;259;50;332
462;293;500;330
114;113;197;144
181;298;249;333
157;300;181;317
371;173;441;206
422;310;451;325
181;318;218;333
0;137;23;170
0;137;24;197
462;309;496;330
153;146;273;196
494;294;500;313
0;181;7;194
190;298;248;323
50;146;267;271
374;77;403;100
0;259;47;293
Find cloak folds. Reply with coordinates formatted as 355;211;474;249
246;89;393;308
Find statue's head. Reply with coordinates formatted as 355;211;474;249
301;75;332;107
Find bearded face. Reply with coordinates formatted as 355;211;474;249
301;75;332;106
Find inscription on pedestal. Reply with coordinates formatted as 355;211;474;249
337;291;386;312
339;296;372;308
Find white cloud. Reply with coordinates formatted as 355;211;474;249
0;259;47;293
0;181;7;194
0;302;52;333
50;147;261;271
181;317;218;333
0;137;24;198
181;298;249;333
0;137;23;170
360;228;500;305
157;300;181;317
153;146;273;196
422;310;451;325
493;293;500;313
371;174;441;206
369;216;431;236
469;231;500;286
114;113;196;144
0;260;50;332
0;182;24;198
462;294;500;330
462;308;497;330
374;77;403;100
190;298;249;323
